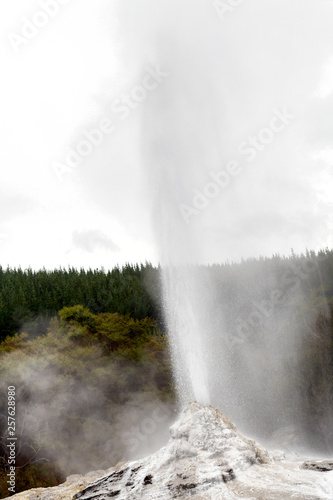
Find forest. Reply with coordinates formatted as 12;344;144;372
0;250;332;497
0;263;163;342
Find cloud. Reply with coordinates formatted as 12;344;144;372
72;230;120;254
0;192;38;224
315;57;333;99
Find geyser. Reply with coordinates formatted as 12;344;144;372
162;268;211;406
128;0;333;452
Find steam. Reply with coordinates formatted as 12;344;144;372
0;324;175;476
111;0;333;450
112;0;333;262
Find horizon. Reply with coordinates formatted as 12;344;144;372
0;245;331;273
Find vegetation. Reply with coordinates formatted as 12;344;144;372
0;307;174;498
0;263;162;342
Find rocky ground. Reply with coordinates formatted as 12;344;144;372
6;402;333;499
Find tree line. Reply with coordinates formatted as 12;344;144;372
0;263;162;342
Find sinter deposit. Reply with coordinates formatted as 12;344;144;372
10;402;333;499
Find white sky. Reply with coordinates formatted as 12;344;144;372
0;0;157;269
0;0;333;269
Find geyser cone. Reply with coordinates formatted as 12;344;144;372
74;402;270;499
74;402;333;499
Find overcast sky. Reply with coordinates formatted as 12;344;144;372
1;0;333;269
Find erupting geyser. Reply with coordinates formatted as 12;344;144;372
162;270;211;406
136;0;333;454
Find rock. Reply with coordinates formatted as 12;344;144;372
301;460;333;472
3;469;108;500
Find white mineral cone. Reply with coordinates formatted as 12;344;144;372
72;402;333;500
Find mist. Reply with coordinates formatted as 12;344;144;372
0;320;176;479
109;0;333;452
